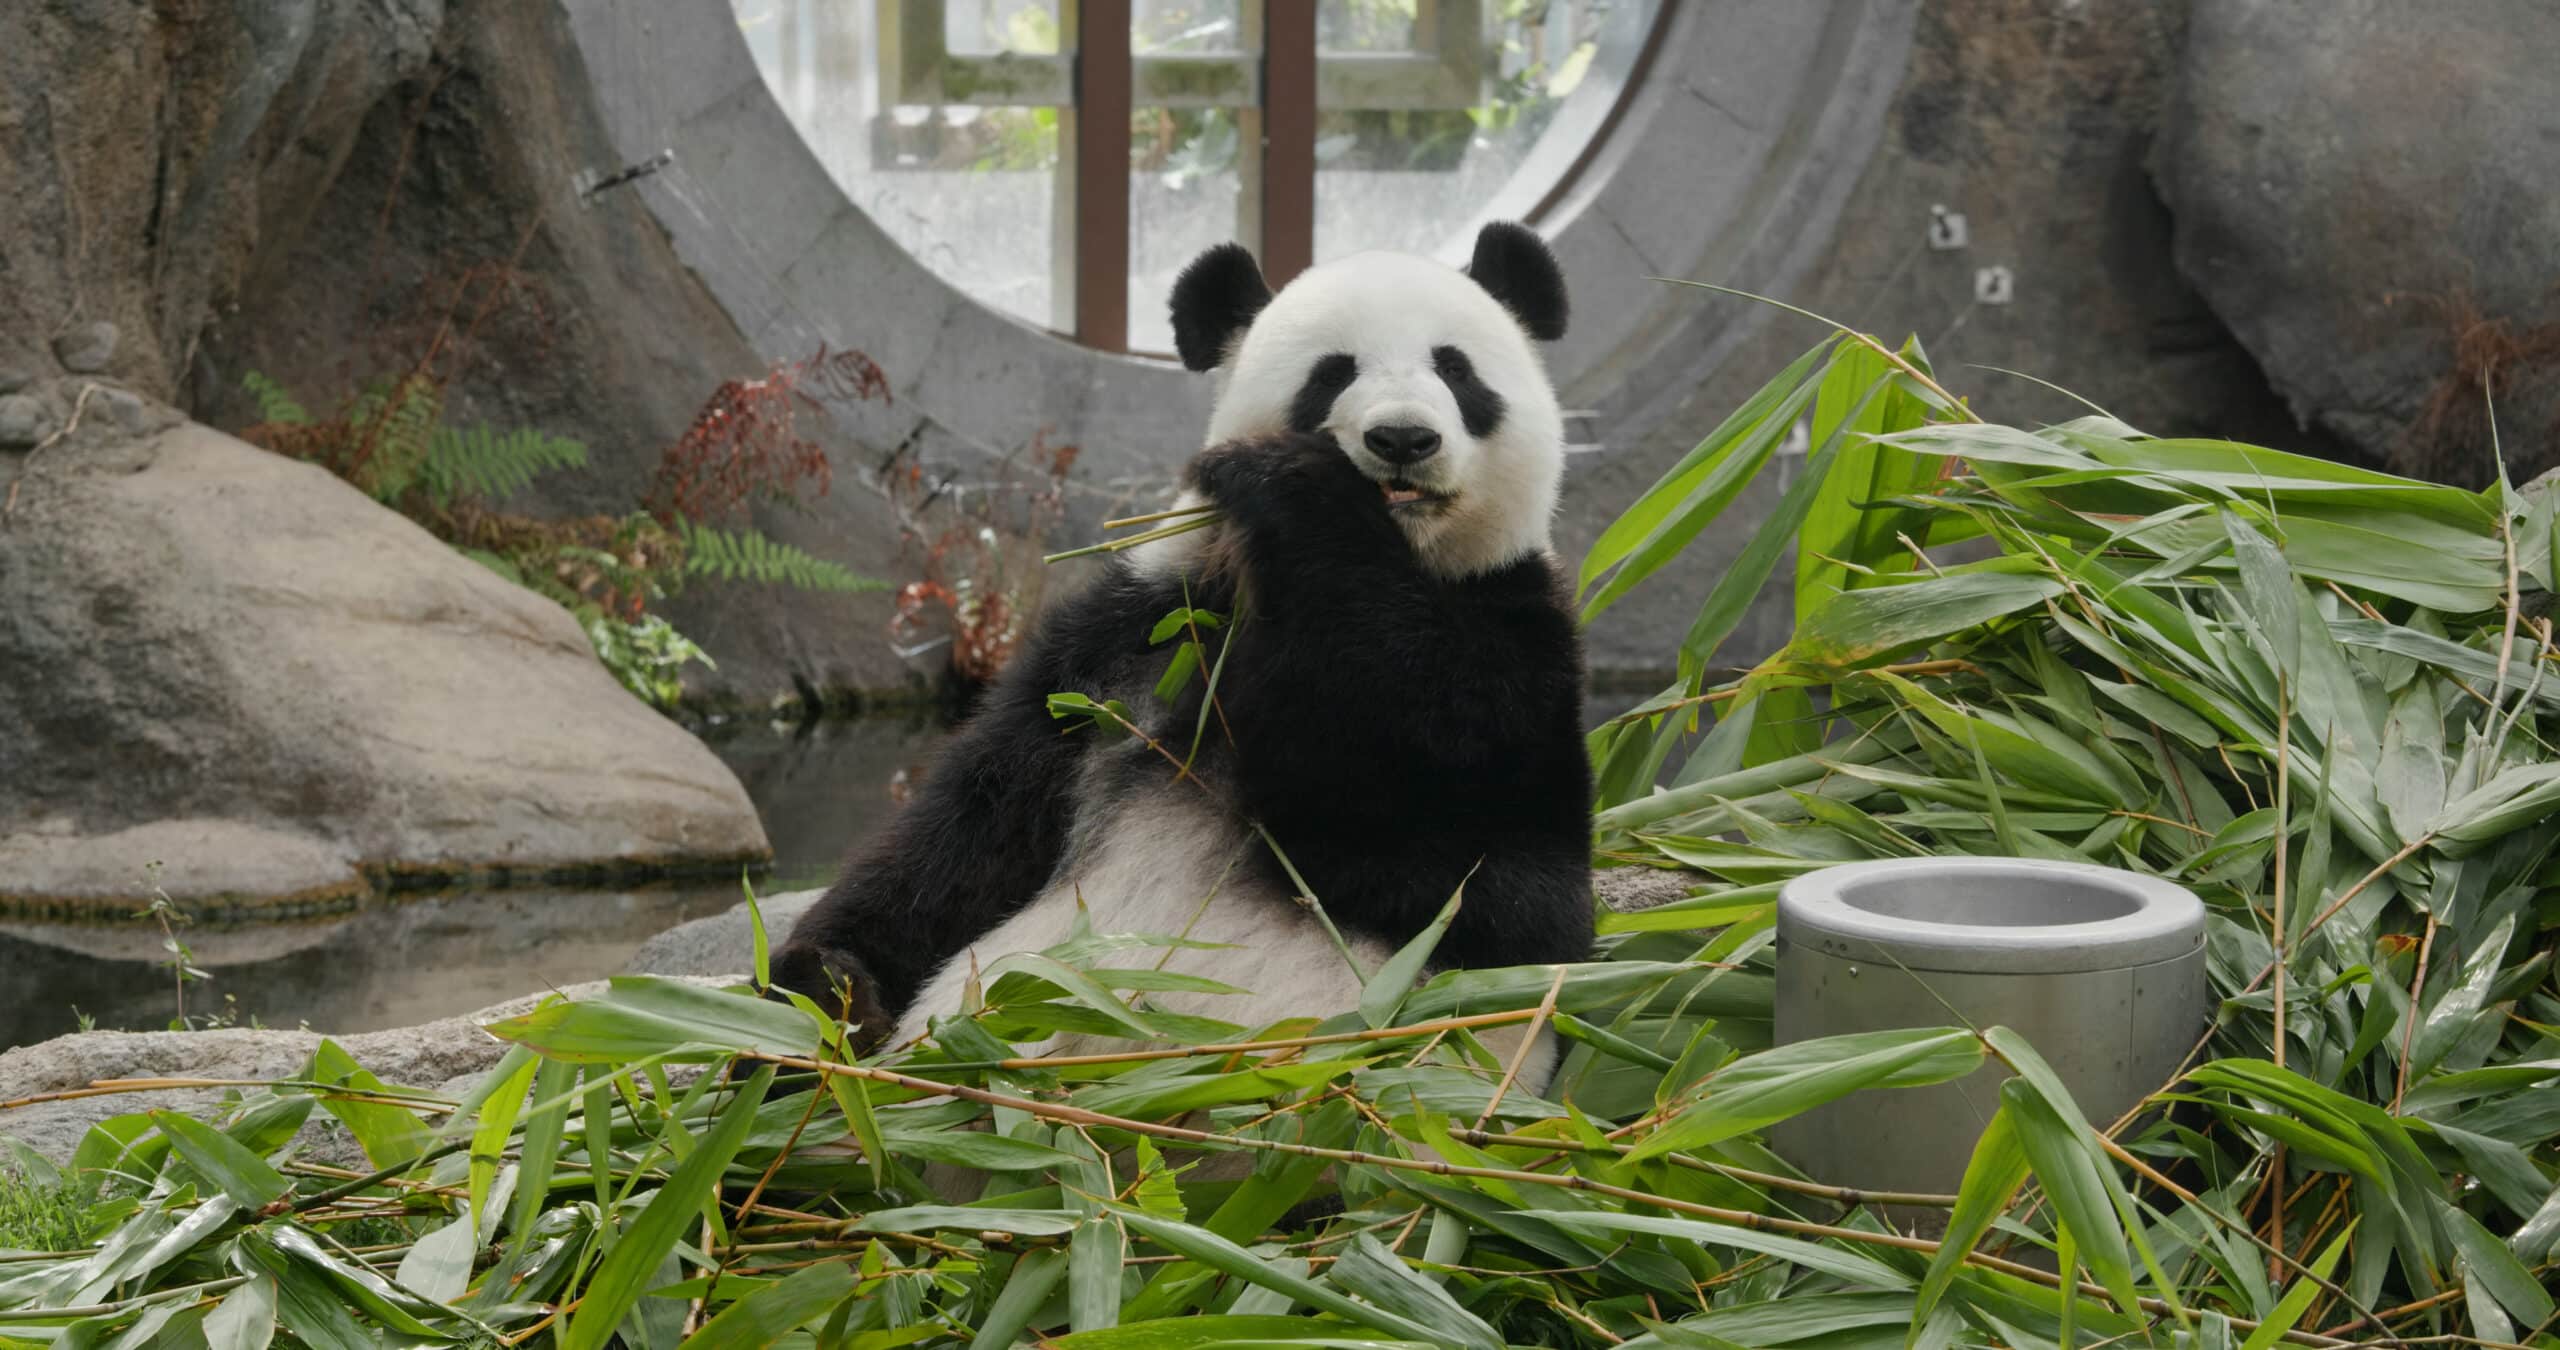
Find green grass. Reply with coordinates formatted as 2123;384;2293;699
0;1170;85;1254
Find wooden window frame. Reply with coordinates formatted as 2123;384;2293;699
879;0;1662;354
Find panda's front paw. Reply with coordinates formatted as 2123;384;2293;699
1186;431;1392;531
769;941;896;1054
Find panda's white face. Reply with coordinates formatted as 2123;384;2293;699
1164;223;1572;580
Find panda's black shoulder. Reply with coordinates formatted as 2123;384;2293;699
1452;550;1581;629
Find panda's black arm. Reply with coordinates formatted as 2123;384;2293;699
1189;433;1597;967
767;694;1083;1036
771;571;1174;1039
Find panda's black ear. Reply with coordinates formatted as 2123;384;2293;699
1169;243;1273;372
1465;221;1568;341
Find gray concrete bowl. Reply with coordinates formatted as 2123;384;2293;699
1772;857;2208;1209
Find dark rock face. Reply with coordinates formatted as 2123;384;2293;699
2157;1;2560;484
1;0;920;713
0;0;446;397
183;3;923;706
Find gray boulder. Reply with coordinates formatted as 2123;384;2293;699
0;421;768;913
2157;2;2560;482
50;323;118;375
0;978;735;1166
0;394;45;449
624;888;826;978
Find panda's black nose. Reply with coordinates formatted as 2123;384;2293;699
1363;423;1442;466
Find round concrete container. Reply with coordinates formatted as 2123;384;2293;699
1772;857;2207;1200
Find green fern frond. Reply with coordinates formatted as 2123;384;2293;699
240;371;310;426
678;519;885;594
423;425;588;509
360;377;443;503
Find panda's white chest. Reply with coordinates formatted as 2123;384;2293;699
889;778;1393;1052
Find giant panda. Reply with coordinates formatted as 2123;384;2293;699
772;221;1593;1076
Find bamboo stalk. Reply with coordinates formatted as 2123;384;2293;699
1102;503;1219;530
926;1008;1544;1071
1044;513;1219;564
1442;1128;1959;1208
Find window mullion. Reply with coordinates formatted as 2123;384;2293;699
1260;0;1317;288
1073;0;1134;352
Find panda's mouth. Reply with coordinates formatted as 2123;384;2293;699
1381;481;1452;511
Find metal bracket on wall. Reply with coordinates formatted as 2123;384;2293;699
1927;203;1967;251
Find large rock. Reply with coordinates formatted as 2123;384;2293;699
0;417;768;913
0;978;733;1166
625;888;827;978
2157;2;2560;484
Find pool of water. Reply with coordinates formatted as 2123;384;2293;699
2;690;1670;1051
0;716;948;1050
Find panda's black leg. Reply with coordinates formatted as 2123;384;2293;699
768;697;1085;1033
772;561;1203;1035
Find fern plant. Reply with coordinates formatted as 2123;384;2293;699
344;374;443;504
420;424;588;509
240;370;310;426
678;518;886;593
237;370;888;713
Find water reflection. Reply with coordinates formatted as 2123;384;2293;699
0;885;742;1047
0;717;950;1050
0;698;1676;1051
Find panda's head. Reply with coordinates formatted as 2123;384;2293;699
1168;222;1569;578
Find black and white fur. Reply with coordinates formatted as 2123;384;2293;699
773;223;1593;1070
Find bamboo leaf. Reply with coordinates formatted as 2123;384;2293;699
854;1207;1083;1237
394;1208;478;1305
1786;571;2064;669
1630;1028;1980;1160
507;1056;579;1253
147;1112;287;1211
1325;1235;1502;1350
199;1271;278;1350
303;1041;434;1171
2242;1229;2355;1350
968;1248;1068;1350
467;1053;534;1240
1070;1215;1127;1332
1111;1205;1447;1343
2440;1194;2557;1325
1999;1077;2139;1317
1910;1101;2029;1337
1534;1211;1909;1289
561;1065;775;1350
678;1261;859;1348
1361;880;1466;1028
1582;337;1838;615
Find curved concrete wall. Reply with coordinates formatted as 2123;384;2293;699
559;0;1918;675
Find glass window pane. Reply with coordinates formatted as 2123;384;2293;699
737;0;1066;331
1129;106;1248;354
1319;0;1419;53
946;0;1061;56
1315;0;1660;264
1137;0;1246;55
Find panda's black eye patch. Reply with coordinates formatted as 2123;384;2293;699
1287;353;1360;434
1432;345;1507;439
